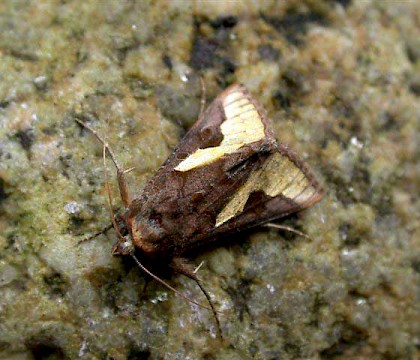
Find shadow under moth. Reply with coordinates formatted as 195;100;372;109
75;83;324;338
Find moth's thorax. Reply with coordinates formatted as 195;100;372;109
126;209;167;258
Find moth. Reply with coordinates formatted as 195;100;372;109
75;83;324;336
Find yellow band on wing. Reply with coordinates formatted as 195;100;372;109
175;89;265;172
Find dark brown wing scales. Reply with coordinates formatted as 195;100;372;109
126;84;277;257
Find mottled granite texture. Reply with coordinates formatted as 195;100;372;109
0;1;419;359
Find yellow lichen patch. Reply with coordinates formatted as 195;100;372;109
175;89;265;172
215;153;317;227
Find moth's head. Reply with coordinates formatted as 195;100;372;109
112;235;135;256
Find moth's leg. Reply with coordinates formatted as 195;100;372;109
170;258;200;279
74;118;132;208
76;223;113;245
171;258;223;339
265;223;312;241
193;260;205;275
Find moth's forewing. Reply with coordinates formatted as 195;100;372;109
126;84;323;258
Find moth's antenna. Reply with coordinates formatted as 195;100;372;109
102;145;125;239
74;117;131;208
75;118;120;173
130;254;220;313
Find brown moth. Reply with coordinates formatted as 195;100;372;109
75;83;324;336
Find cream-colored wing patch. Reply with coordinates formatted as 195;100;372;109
215;152;318;227
175;89;265;172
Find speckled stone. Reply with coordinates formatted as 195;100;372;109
0;1;419;359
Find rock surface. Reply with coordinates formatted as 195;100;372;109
0;1;419;359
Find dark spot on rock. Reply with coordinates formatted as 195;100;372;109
127;348;151;360
248;344;258;357
320;326;367;358
408;76;420;96
15;128;35;152
87;267;132;311
273;68;310;109
190;36;219;69
348;290;368;300
226;279;251;321
0;100;10;109
216;57;237;87
262;10;328;45
41;125;57;135
210;15;238;29
258;44;281;62
222;57;236;73
25;336;65;360
162;54;173;70
43;271;68;297
406;40;420;64
411;259;420;273
69;215;84;229
339;223;351;241
155;84;200;128
10;49;39;62
59;154;72;169
284;342;301;357
350;159;373;203
0;340;9;351
273;89;291;109
282;68;309;94
331;93;357;120
6;233;17;250
128;78;154;99
379;111;400;131
339;223;361;247
330;0;352;7
111;35;142;65
0;178;8;201
190;16;237;76
59;154;73;179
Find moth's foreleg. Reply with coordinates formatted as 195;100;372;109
171;258;223;339
74;117;132;208
76;223;113;245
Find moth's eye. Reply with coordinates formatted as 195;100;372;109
149;212;163;227
119;240;134;255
